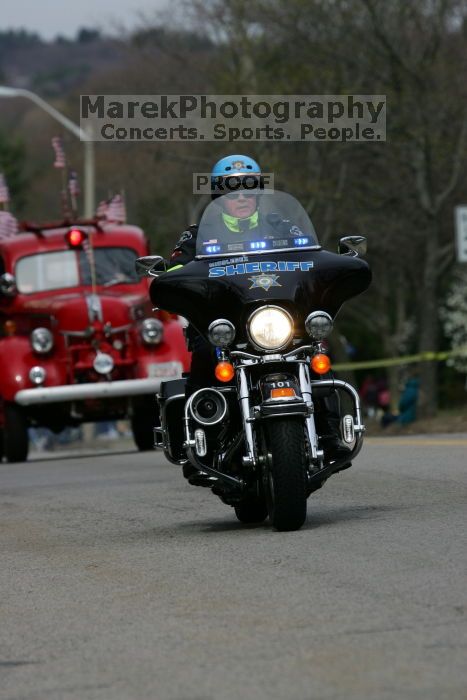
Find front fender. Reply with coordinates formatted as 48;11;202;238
135;318;191;378
0;337;67;402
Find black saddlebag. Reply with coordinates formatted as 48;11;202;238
156;378;187;464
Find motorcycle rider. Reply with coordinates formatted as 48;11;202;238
169;155;351;482
169;155;263;267
169;156;263;411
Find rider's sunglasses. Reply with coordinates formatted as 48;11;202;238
225;191;257;200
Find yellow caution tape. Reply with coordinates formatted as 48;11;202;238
334;346;467;371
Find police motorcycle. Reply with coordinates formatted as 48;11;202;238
137;190;371;531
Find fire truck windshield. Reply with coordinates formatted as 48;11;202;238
15;247;140;294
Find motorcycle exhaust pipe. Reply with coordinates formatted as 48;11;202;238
188;388;228;426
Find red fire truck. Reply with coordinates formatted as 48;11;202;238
0;217;190;462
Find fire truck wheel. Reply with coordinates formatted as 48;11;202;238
4;403;29;463
131;399;158;451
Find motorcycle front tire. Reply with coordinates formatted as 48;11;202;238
263;418;308;531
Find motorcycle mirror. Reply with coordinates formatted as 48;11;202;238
135;255;168;278
338;236;367;257
0;272;18;298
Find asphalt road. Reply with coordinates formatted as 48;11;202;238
1;435;466;700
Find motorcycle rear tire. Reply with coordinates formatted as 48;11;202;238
263;418;307;532
234;495;268;524
131;398;158;451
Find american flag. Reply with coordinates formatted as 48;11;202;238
96;200;108;218
52;136;66;168
0;173;9;204
0;211;18;238
104;194;126;223
68;170;80;197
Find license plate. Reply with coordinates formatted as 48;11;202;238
147;361;183;378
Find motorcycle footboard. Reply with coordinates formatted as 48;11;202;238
307;431;364;491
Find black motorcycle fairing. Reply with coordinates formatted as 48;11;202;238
150;248;371;343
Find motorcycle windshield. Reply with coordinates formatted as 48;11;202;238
196;190;319;258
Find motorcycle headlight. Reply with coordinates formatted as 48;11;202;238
305;311;333;340
208;319;236;347
247;306;294;351
30;327;53;354
141;318;163;345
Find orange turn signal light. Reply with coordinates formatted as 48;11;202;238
215;361;235;382
271;387;296;399
311;353;331;375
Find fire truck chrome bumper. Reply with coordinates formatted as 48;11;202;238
15;371;183;406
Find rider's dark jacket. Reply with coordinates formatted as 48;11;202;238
170;209;261;266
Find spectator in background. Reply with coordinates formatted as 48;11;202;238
381;373;420;428
360;374;380;417
377;383;391;414
398;376;420;425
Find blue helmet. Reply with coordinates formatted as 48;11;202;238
211;154;261;180
210;155;261;198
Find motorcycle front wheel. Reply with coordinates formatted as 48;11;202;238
262;418;308;531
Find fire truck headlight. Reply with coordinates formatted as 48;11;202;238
141;318;163;345
93;352;114;375
31;327;54;354
29;366;47;385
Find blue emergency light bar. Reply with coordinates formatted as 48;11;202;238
249;241;267;250
294;237;310;246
